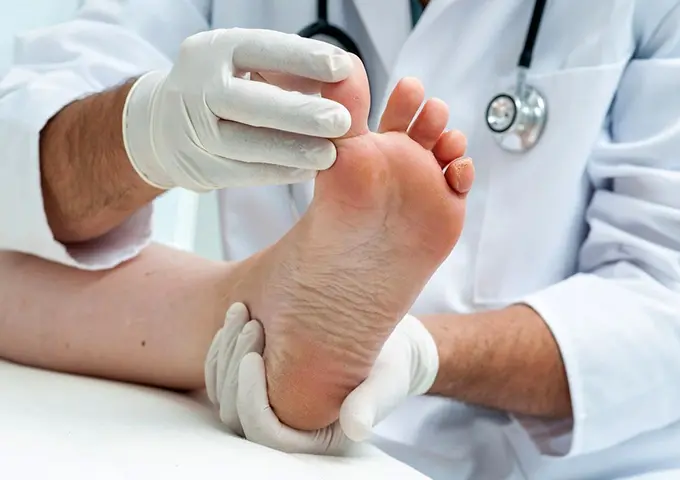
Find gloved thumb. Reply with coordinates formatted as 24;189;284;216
338;354;411;442
237;352;349;455
217;319;265;434
338;314;440;442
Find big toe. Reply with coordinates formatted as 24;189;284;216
321;53;371;139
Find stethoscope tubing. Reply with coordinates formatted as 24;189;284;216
295;0;549;162
297;0;364;60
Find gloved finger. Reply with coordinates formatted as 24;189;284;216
214;304;253;407
338;359;411;442
205;122;339;171
206;77;351;138
173;140;322;192
218;320;265;436
237;353;347;455
229;29;353;82
251;72;323;95
205;303;251;406
204;331;222;406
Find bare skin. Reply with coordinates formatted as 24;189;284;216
40;4;436;244
39;81;163;243
2;64;471;397
0;244;229;390
6;0;570;428
225;57;474;431
423;306;572;419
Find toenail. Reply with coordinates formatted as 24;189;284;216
449;158;474;194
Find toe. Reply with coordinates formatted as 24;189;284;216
444;157;475;196
433;129;468;168
322;54;371;138
408;98;449;151
378;77;425;133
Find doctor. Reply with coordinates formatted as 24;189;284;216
2;0;680;479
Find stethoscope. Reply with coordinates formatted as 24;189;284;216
485;0;548;152
290;0;548;215
298;0;365;61
298;0;548;154
297;0;427;62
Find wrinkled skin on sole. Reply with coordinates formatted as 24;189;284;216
226;56;473;430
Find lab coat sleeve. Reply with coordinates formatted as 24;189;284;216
519;4;680;457
0;0;210;269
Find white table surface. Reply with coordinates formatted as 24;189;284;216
0;359;427;479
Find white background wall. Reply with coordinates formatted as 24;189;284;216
0;1;224;260
193;191;224;261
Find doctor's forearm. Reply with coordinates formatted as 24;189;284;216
40;80;162;243
422;305;572;419
0;244;239;390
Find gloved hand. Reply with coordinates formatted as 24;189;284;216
205;303;439;454
205;303;350;455
123;28;353;191
338;313;439;442
204;303;263;437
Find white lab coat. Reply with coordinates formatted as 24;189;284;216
1;0;680;478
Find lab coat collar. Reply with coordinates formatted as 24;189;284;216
414;0;459;36
352;0;460;73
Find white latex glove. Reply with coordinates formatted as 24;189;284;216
205;304;439;454
205;303;264;437
338;313;439;442
205;303;350;455
123;28;353;191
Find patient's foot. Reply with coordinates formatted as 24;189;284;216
230;57;473;430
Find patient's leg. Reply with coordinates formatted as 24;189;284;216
0;244;234;390
228;57;473;430
0;58;468;426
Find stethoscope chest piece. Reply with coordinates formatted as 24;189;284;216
485;0;549;153
486;83;547;153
